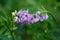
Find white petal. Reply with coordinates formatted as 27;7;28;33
12;12;16;16
14;16;18;22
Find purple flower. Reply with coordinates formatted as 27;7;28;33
27;14;35;24
34;13;40;22
16;10;29;24
14;10;49;24
28;18;35;24
17;10;28;18
18;13;35;24
20;14;28;24
40;14;49;22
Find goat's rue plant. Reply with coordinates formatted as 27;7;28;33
12;10;49;24
12;9;49;40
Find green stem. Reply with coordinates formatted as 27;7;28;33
1;7;16;40
6;26;16;40
48;12;59;27
10;31;16;40
5;19;16;40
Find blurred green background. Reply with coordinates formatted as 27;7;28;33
0;0;60;40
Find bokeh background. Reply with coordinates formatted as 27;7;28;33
0;0;60;40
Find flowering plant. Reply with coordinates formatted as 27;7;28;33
11;9;49;40
12;10;49;24
0;0;59;40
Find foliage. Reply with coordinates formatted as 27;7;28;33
0;0;60;40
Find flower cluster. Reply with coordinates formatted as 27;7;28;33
12;10;49;24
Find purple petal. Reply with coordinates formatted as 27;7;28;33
40;14;49;22
17;10;28;17
34;14;40;22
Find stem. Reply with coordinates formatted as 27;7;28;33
5;19;16;40
1;8;16;40
10;31;16;40
48;12;59;27
6;26;16;40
